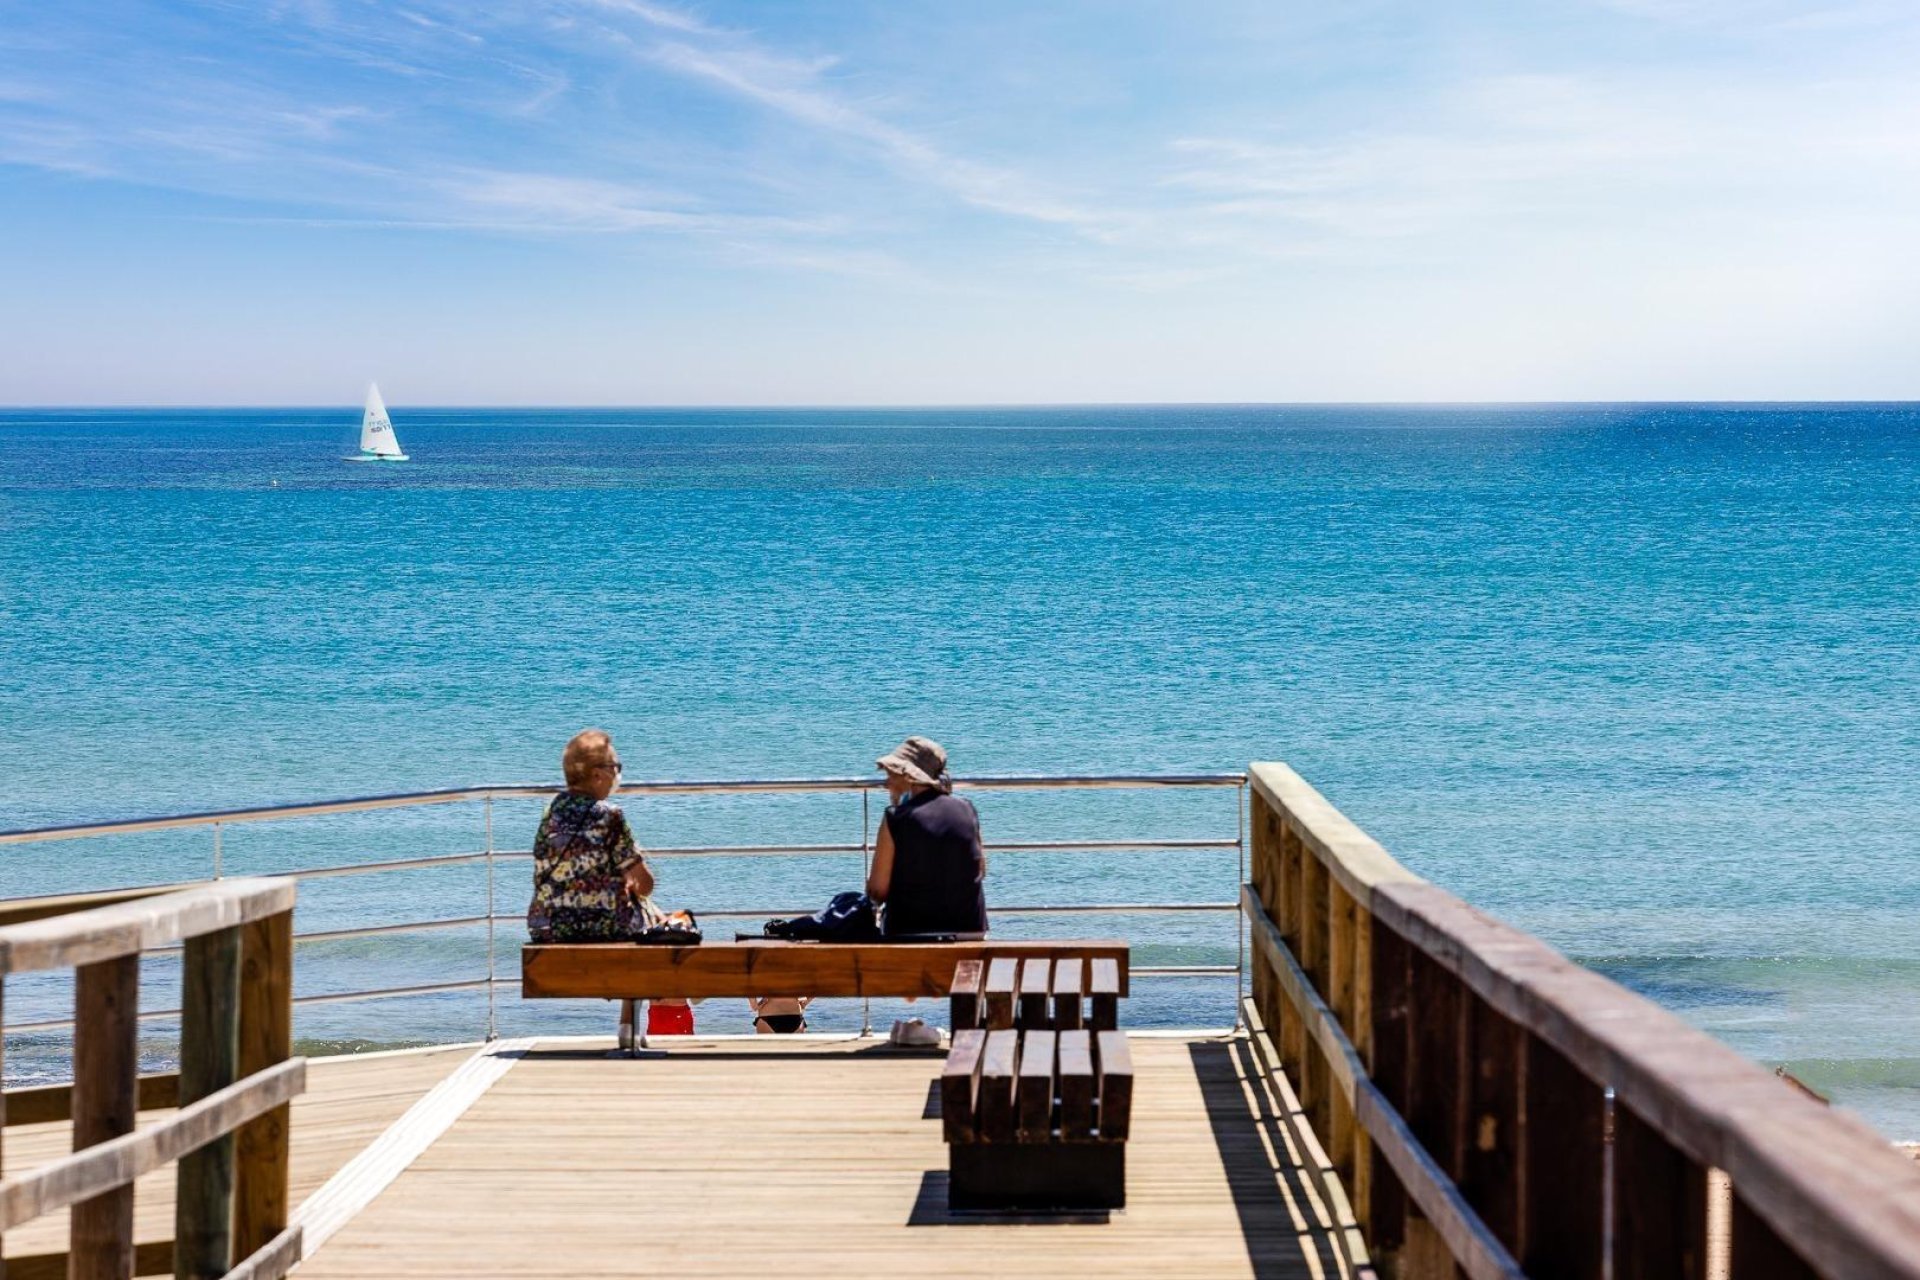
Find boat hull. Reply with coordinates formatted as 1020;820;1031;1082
343;453;409;463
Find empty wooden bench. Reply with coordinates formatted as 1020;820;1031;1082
942;955;1133;1210
521;939;1131;1052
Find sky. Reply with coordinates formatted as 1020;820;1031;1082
2;0;1918;405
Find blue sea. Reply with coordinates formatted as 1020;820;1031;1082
2;405;1917;1136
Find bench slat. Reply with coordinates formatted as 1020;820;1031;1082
1017;1030;1057;1142
949;960;984;1031
1017;958;1052;1029
984;958;1019;1031
978;1030;1019;1142
1051;957;1084;1030
1089;957;1121;1031
520;940;1129;1000
1057;1030;1094;1139
1096;1029;1133;1141
942;1029;987;1144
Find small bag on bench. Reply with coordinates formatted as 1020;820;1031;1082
761;891;879;941
632;910;702;945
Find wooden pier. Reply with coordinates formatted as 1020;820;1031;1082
7;762;1920;1278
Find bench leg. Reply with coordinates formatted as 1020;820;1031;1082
619;999;649;1057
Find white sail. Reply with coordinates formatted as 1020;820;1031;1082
359;383;405;458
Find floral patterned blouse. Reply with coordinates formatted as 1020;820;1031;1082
526;792;663;942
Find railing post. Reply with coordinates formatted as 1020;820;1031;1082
1463;996;1527;1256
1235;781;1247;1029
484;794;497;1042
1522;1036;1606;1280
1369;920;1412;1275
176;926;242;1279
1613;1101;1707;1280
1729;1191;1820;1280
233;908;294;1263
2;973;8;1276
1248;791;1280;1048
71;954;141;1280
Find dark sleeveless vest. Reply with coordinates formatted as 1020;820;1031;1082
881;791;988;937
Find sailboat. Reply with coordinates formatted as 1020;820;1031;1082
344;383;409;462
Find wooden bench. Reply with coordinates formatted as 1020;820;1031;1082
521;939;1131;1051
942;956;1133;1210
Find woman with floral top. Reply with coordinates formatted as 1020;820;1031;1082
526;728;667;942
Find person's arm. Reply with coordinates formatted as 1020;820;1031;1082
866;812;895;902
611;811;655;900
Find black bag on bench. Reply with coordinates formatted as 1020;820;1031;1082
761;891;880;941
632;910;702;945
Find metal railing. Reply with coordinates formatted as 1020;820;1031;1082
1;773;1248;1040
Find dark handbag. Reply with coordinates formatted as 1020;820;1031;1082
632;909;702;945
762;891;880;941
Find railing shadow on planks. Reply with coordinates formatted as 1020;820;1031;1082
1242;761;1920;1280
0;879;305;1280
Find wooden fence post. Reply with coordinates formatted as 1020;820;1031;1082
1729;1194;1821;1280
1522;1036;1605;1280
176;925;242;1279
1368;922;1412;1273
232;909;293;1263
1613;1102;1707;1280
71;954;141;1280
1463;996;1527;1256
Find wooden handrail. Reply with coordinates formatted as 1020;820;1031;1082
0;878;296;976
1245;759;1920;1280
0;880;303;1280
0;1060;306;1231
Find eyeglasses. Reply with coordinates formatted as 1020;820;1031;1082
600;759;623;774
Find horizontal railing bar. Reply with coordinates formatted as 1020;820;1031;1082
0;774;1246;846
0;879;295;976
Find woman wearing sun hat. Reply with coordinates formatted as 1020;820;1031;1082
866;736;988;938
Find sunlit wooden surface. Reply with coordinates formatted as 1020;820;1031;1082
3;1044;474;1262
293;1035;1342;1280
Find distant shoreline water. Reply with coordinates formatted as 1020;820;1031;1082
3;404;1916;1135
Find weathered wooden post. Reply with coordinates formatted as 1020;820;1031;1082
176;925;242;1279
232;908;293;1263
71;954;141;1280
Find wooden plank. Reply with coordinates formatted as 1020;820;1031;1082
0;884;186;930
4;1075;182;1127
1462;995;1526;1256
69;953;140;1280
1246;762;1425;909
1407;948;1467;1182
1614;1100;1706;1280
520;939;1132;1001
984;958;1018;1031
0;1060;307;1233
1089;958;1120;1031
948;959;983;1031
1095;1030;1133;1141
3;1239;174;1280
976;1031;1018;1142
1051;957;1084;1030
1017;959;1052;1029
941;1030;986;1145
1368;916;1412;1259
1017;1030;1057;1142
176;925;241;1280
232;910;293;1263
222;1224;302;1280
1521;1036;1604;1280
1730;1192;1821;1280
1057;1030;1095;1139
0;880;295;977
1246;886;1525;1280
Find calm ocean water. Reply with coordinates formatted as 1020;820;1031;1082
2;405;1917;1134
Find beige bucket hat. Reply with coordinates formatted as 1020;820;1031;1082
876;736;949;788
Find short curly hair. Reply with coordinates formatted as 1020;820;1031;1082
561;728;616;789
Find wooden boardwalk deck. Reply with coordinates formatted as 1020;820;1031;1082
3;1045;474;1265
285;1035;1342;1280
